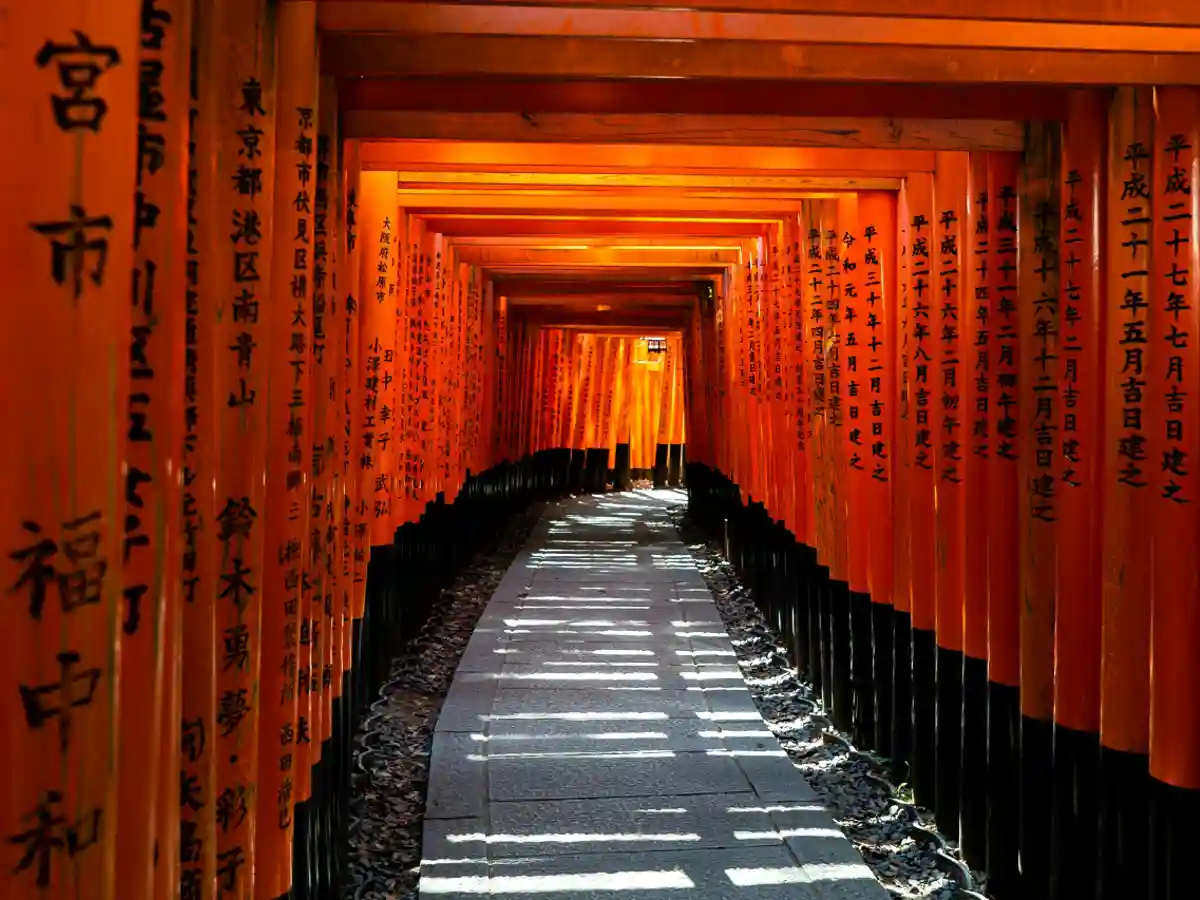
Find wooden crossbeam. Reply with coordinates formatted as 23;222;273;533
397;193;808;214
319;2;1200;51
322;33;1200;85
342;78;1070;122
419;216;776;237
396;170;900;191
451;246;741;267
350;111;1023;150
363;142;935;175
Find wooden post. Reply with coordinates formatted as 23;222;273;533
932;150;968;840
3;5;140;900
1098;86;1153;900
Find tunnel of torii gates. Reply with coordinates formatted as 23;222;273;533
9;1;1200;900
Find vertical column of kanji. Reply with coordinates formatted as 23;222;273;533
208;2;277;897
181;2;220;896
123;3;192;900
1149;87;1200;900
604;336;621;476
825;203;856;734
959;154;992;870
905;172;938;810
258;5;315;895
839;195;873;748
1051;90;1105;896
985;151;1022;900
1016;122;1061;900
892;185;914;779
1098;89;1154;900
790;215;814;645
3;6;138;900
427;231;446;497
314;78;345;888
391;216;411;528
405;220;427;512
341;143;367;695
768;228;791;531
495;294;508;464
749;244;768;507
860;192;897;761
802;202;832;708
357;172;397;551
932;152;967;840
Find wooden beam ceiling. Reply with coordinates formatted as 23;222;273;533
364;0;1194;26
349;112;1023;150
363;143;936;175
397;170;900;192
323;33;1200;85
342;78;1070;121
451;246;740;267
398;194;808;214
320;2;1200;51
418;216;776;238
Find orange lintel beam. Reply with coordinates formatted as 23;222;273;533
395;195;808;214
321;33;1200;85
451;236;746;248
362;142;936;175
319;2;1200;53
419;217;775;238
316;0;1200;28
397;170;900;192
504;297;696;312
518;311;692;329
482;266;727;280
348;111;1024;151
495;279;702;296
342;78;1070;122
451;247;741;266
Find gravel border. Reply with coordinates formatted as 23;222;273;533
667;502;988;900
340;502;547;900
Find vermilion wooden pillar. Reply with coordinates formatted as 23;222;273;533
1148;86;1200;900
208;2;277;897
181;3;221;897
1017;121;1061;900
905;171;938;811
1099;86;1153;900
1051;89;1106;899
122;4;192;900
932;151;968;840
259;5;316;898
959;151;992;869
4;6;140;900
860;191;897;760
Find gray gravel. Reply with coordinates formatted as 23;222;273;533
667;502;986;900
341;503;546;900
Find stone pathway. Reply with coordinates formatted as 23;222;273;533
419;490;889;899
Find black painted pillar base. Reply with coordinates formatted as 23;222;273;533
584;448;609;493
935;645;963;841
987;681;1021;900
1150;777;1200;900
829;579;853;734
849;589;875;750
959;654;989;869
1050;723;1100;900
910;626;937;810
293;796;312;900
667;443;683;486
872;602;894;762
653;442;669;487
815;566;832;712
1020;714;1054;900
791;545;814;680
614;442;632;490
1097;746;1150;900
569;449;587;493
890;611;913;785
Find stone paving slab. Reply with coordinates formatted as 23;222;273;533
421;490;887;900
